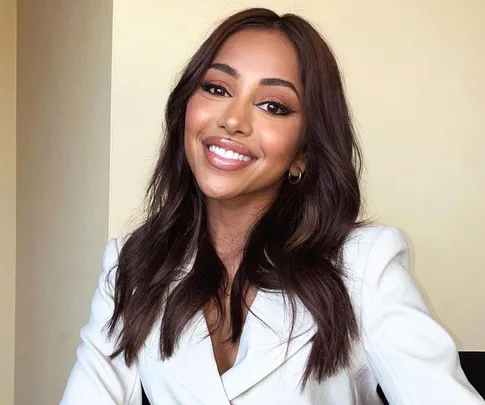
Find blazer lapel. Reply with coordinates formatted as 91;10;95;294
143;312;231;405
143;287;316;404
221;289;317;400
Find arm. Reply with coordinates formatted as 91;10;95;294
60;239;140;405
361;227;483;404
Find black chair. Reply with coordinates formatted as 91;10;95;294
142;351;485;404
460;351;485;398
378;351;485;403
142;385;150;405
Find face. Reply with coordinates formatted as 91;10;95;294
184;29;305;204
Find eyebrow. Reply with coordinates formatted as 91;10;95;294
209;63;300;99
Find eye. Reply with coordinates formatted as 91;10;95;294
258;101;293;116
200;82;231;97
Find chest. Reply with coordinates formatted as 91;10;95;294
140;290;375;405
204;305;240;376
140;335;375;405
203;289;257;375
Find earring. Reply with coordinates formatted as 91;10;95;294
288;168;302;185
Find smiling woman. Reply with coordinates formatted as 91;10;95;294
185;29;304;202
60;7;484;405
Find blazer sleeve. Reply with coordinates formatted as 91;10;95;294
361;227;484;405
60;238;140;405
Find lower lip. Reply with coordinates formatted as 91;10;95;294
203;145;256;171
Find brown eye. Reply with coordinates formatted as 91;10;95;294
258;101;293;116
266;103;277;114
200;83;231;97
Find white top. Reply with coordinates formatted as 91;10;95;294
61;226;484;404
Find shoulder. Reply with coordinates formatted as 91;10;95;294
342;225;410;280
102;235;131;267
100;235;131;294
102;238;119;272
344;225;408;254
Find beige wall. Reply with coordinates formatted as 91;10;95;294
7;1;484;403
110;0;485;348
0;0;17;404
15;1;113;404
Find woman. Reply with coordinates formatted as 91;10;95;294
61;8;483;405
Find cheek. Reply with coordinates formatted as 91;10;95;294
260;121;302;164
185;95;214;140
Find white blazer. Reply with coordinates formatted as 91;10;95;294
61;226;483;404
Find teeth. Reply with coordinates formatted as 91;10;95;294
208;145;253;162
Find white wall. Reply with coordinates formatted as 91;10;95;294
0;0;17;403
109;0;485;348
15;1;113;404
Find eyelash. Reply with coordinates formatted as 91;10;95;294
200;82;294;117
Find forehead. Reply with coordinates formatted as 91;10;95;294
213;29;301;86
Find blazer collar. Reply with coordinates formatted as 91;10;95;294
144;289;317;404
221;289;317;400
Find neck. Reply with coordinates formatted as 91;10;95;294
206;193;273;276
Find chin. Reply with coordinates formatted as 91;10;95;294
197;182;239;201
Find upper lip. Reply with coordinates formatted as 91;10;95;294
202;136;258;159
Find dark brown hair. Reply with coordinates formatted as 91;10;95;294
108;8;363;387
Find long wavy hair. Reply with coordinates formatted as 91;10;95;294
108;8;364;386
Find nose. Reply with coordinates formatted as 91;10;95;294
216;97;253;137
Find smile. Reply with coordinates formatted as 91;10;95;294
203;139;257;172
208;145;253;162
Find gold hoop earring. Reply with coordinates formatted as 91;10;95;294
288;168;302;185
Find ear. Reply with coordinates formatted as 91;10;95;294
289;154;306;176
